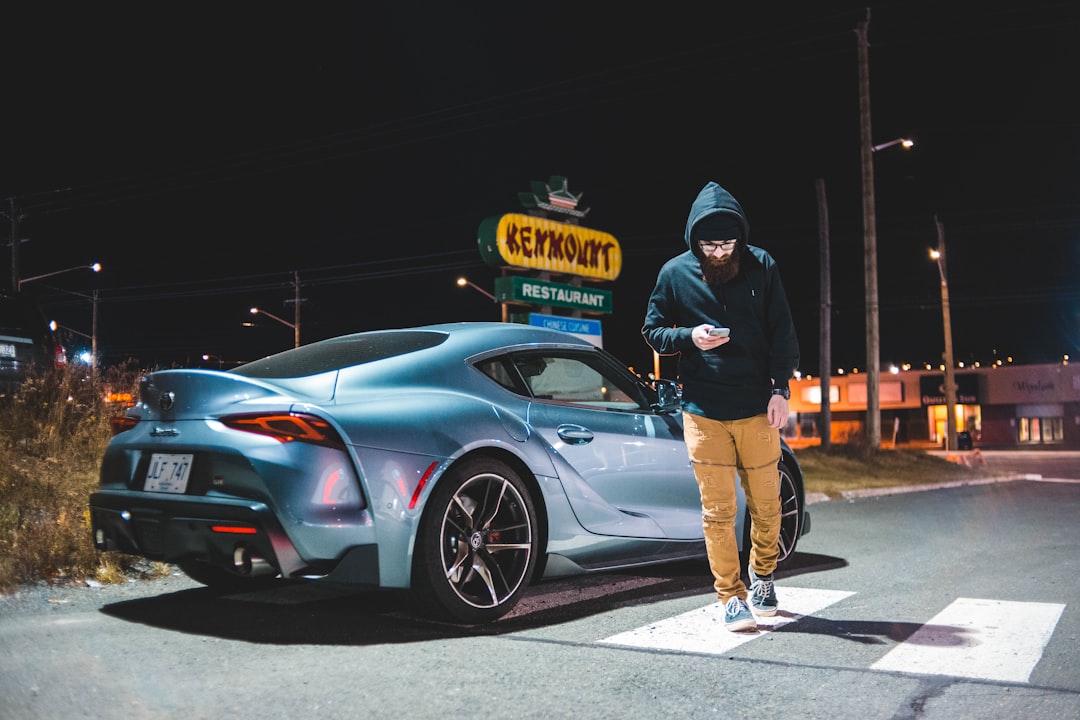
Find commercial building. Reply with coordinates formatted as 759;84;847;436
786;361;1080;449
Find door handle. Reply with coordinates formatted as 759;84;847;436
557;424;594;445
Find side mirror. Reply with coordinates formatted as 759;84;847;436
651;379;682;414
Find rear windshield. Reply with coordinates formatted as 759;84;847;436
232;330;448;378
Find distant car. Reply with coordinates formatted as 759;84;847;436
90;322;810;624
0;290;66;397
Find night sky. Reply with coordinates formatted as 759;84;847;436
3;2;1078;377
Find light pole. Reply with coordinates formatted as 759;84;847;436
859;130;915;450
930;216;958;451
19;262;102;292
456;276;507;322
872;138;914;152
455;276;495;300
859;0;924;451
250;307;299;348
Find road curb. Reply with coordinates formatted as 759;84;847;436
807;473;1041;504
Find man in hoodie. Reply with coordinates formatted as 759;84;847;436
642;181;800;632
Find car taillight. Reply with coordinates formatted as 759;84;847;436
220;413;346;450
110;415;140;435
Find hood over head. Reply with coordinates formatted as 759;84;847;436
684;181;750;259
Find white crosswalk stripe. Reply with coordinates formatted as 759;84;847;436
871;597;1066;683
598;587;854;654
598;588;1066;684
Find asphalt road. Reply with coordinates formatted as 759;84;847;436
1;466;1078;719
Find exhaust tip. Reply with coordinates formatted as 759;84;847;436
233;545;274;576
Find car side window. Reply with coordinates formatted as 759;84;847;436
511;352;648;411
475;356;529;395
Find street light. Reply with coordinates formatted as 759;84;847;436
860;134;916;450
930;215;958;451
872;137;914;153
455;276;495;301
859;101;916;449
18;262;102;291
250;307;299;348
456;276;508;322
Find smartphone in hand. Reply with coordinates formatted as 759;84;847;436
708;327;731;338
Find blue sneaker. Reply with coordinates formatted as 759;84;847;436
748;567;778;617
723;596;757;632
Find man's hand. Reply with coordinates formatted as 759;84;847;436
767;393;789;429
692;324;731;351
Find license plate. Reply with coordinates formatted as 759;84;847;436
144;453;194;493
0;343;14;358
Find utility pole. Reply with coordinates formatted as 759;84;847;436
6;198;20;292
816;178;833;450
92;290;99;379
293;271;301;348
857;12;881;448
935;216;958;451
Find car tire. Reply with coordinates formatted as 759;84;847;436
176;560;280;592
739;456;803;575
411;457;539;624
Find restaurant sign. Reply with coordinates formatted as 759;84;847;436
478;213;621;281
494;276;613;314
919;374;980;406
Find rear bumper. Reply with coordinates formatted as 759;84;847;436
90;490;315;579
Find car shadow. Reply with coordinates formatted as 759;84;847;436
100;552;850;645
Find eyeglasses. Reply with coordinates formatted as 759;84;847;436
699;240;737;254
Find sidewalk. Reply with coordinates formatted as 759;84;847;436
805;449;1080;505
927;449;1080;477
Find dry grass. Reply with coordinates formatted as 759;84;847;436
798;443;992;499
0;362;170;592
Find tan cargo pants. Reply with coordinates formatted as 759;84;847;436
683;411;781;603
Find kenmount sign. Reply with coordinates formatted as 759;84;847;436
477;176;622;282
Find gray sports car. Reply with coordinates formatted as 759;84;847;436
90;322;810;624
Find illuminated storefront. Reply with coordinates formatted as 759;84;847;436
786;362;1080;449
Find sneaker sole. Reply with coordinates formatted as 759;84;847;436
724;617;758;632
750;605;777;617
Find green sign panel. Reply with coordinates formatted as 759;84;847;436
494;276;613;314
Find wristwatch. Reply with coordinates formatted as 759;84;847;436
771;387;790;400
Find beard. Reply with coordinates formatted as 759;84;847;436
701;248;741;287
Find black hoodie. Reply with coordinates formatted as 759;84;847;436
642;181;800;420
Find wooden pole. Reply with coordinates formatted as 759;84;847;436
816;178;832;450
936;216;958;451
857;13;881;448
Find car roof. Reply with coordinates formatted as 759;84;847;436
232;321;597;381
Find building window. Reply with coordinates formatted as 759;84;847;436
928;404;981;445
1018;416;1064;444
